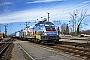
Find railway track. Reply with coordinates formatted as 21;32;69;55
51;43;90;59
14;38;90;60
17;43;34;60
29;41;90;60
0;38;14;60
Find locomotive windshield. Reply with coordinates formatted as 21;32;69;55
45;22;55;31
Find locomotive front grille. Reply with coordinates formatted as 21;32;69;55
48;36;56;40
41;36;56;40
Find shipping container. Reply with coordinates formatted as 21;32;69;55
15;31;20;37
23;28;27;38
0;33;4;38
19;30;23;38
22;26;34;39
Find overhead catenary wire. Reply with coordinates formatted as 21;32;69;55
35;1;63;19
0;0;10;21
35;0;90;20
1;0;89;22
51;2;90;17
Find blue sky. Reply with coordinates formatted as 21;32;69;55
0;0;90;35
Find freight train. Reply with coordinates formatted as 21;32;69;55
12;20;60;44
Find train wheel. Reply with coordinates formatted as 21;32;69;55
35;39;41;44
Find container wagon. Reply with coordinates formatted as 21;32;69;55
21;26;35;40
19;29;23;39
0;33;4;38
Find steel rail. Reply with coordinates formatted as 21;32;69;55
18;43;35;60
0;44;9;55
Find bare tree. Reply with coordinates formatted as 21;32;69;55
69;10;78;33
57;27;60;35
53;20;62;27
53;20;62;33
70;9;90;36
61;23;66;34
66;24;69;34
77;10;89;36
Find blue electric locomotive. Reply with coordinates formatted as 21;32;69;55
33;20;60;44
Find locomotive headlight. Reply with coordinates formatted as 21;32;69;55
57;32;58;35
44;32;47;35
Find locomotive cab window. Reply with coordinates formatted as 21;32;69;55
45;22;55;30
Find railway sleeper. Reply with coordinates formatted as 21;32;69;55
61;41;79;46
0;44;13;60
0;44;9;55
75;52;90;58
3;44;14;60
52;45;90;58
61;41;90;48
61;44;90;50
58;45;90;53
59;47;90;59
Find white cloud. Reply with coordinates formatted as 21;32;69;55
0;9;44;23
82;0;90;4
26;0;63;4
0;0;90;24
0;2;13;6
0;8;71;24
0;4;90;24
3;2;13;5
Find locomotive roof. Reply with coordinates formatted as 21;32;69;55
35;21;54;26
39;21;53;24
